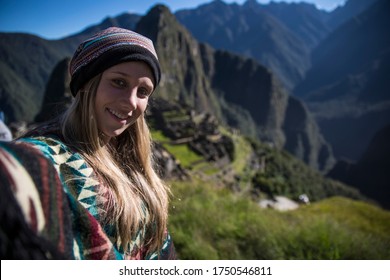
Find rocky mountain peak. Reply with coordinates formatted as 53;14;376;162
137;5;217;115
136;4;173;42
243;0;259;9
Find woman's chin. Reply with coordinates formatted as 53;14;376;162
109;128;127;138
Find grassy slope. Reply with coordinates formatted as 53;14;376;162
169;179;390;260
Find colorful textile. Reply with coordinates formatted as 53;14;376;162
0;138;176;260
0;141;73;259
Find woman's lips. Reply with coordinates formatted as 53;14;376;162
107;108;129;124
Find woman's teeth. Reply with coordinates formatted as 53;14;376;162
108;108;127;120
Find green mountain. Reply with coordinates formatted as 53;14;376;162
0;33;70;122
136;5;335;172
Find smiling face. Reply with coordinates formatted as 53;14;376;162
94;61;154;142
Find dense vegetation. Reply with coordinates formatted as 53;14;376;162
248;138;365;202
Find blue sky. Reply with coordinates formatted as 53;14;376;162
0;0;347;39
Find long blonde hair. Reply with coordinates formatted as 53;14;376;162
60;74;169;255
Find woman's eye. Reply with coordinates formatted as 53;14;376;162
112;79;127;88
138;88;151;98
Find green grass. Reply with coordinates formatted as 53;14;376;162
168;179;390;260
190;161;219;175
220;126;253;174
152;130;203;169
162;110;191;122
151;130;169;143
165;145;203;168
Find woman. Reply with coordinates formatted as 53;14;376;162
8;27;175;259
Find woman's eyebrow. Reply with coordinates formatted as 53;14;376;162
109;71;129;77
107;70;154;88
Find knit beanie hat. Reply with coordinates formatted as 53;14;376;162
69;27;161;96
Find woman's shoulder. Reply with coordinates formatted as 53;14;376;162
19;135;71;157
16;121;72;157
19;134;66;149
17;134;85;172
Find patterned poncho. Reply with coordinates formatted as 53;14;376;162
0;136;175;260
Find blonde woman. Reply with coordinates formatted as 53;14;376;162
12;27;175;259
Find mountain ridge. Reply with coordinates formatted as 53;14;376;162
175;0;316;91
294;0;390;160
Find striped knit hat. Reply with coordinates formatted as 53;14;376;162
69;27;161;96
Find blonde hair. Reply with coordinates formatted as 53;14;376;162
61;74;169;255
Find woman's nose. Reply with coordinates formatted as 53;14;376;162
126;88;138;110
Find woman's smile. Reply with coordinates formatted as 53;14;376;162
106;107;129;124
